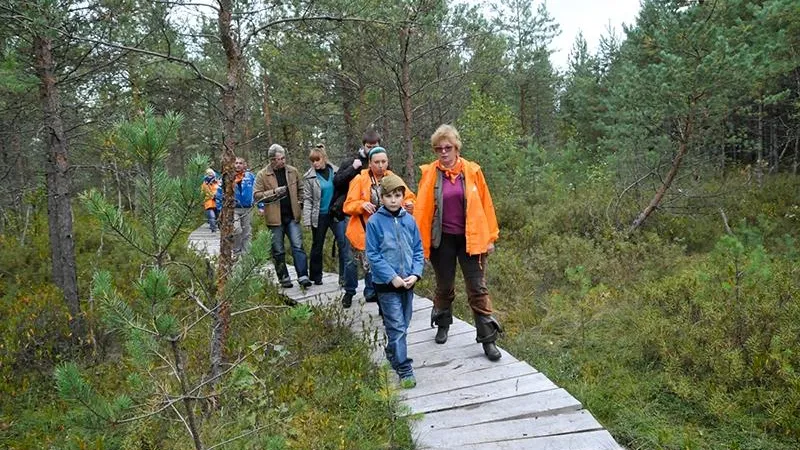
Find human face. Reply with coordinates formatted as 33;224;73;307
270;152;286;170
364;141;379;152
382;189;404;212
369;153;388;177
309;152;325;170
234;158;246;173
433;139;459;168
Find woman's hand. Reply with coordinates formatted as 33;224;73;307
403;202;414;214
362;202;377;214
487;243;495;254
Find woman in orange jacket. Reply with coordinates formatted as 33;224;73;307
413;124;502;361
343;146;415;302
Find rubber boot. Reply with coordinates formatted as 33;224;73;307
431;308;453;344
475;315;502;361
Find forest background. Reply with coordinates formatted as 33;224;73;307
1;0;799;449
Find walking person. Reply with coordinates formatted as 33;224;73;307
331;129;382;307
201;168;220;232
414;124;503;361
301;144;345;287
365;174;424;389
216;157;256;255
254;144;312;288
344;146;415;303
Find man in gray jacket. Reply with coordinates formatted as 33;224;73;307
254;144;312;288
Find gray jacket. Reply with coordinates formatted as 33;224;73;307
302;163;339;228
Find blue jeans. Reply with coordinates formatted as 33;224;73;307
313;214;358;294
377;289;414;379
269;220;308;282
205;208;218;232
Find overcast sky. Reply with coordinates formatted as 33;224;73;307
546;0;641;70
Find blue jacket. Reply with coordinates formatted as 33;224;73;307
216;171;255;209
365;206;424;286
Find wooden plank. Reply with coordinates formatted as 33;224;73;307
407;320;474;345
403;361;537;400
413;345;518;371
414;388;582;431
407;329;481;356
417;410;604;448
406;372;557;414
454;430;622;450
412;353;518;379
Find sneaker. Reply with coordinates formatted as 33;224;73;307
298;277;312;288
399;376;416;389
313;280;323;286
279;279;293;289
341;293;353;308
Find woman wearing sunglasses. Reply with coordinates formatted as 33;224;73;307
414;124;503;361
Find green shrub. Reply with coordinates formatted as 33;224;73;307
636;228;800;437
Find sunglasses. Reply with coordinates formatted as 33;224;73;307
433;145;455;153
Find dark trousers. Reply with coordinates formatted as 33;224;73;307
429;233;492;316
310;213;357;293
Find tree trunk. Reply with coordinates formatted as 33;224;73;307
629;115;693;233
171;340;205;450
400;27;415;187
519;82;528;136
34;35;84;341
261;70;273;147
211;0;240;382
337;50;358;153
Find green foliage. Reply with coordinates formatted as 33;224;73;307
637;227;800;436
456;88;522;192
82;107;206;263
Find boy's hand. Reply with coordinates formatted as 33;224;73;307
391;276;406;288
403;275;418;288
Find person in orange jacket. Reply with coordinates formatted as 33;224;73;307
413;124;502;361
343;146;415;302
201;168;220;232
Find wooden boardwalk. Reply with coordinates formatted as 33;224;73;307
189;225;622;449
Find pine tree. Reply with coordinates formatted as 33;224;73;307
54;108;271;449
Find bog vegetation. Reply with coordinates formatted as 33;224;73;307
1;0;799;449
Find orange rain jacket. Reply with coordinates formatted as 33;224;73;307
343;169;416;251
414;158;499;258
201;178;220;210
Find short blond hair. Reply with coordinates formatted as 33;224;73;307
430;124;462;152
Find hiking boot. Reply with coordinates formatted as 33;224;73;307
399;376;416;389
298;277;312;288
434;326;449;344
279;279;293;289
341;293;353;308
475;314;503;362
482;342;501;361
364;294;378;303
313;280;323;285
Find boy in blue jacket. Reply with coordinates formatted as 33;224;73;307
365;174;424;388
